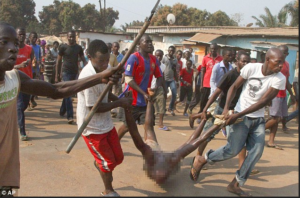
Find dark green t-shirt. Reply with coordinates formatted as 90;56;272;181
59;43;83;74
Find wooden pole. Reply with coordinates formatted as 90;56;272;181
66;0;160;154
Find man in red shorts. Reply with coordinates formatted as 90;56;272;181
77;40;133;196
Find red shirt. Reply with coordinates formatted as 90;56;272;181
180;68;193;87
177;59;183;72
197;65;201;72
201;53;223;88
16;45;33;78
277;61;289;98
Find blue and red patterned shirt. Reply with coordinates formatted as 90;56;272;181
120;52;162;107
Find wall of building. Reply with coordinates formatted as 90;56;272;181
212;36;298;49
163;36;192;45
79;32;130;48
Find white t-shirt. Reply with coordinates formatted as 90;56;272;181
151;62;166;89
235;63;286;118
77;61;114;136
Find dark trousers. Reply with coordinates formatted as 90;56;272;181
198;87;211;113
17;92;31;136
189;85;201;112
60;73;77;119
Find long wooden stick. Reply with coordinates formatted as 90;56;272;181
66;0;160;153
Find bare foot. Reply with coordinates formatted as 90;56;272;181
189;115;195;129
227;178;252;197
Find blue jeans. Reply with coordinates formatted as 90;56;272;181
17;92;31;136
165;80;177;110
286;108;299;122
206;116;266;186
60;73;77;119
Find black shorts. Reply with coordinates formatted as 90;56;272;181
122;105;155;126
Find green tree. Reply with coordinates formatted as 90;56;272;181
283;0;299;26
102;7;119;31
58;0;82;32
251;6;294;27
151;4;172;25
252;7;279;27
38;1;119;34
0;0;37;28
149;3;236;26
38;0;62;35
206;10;238;26
188;8;211;26
80;3;101;31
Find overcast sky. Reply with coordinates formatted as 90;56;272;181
35;0;293;27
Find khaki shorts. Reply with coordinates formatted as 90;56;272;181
153;87;166;114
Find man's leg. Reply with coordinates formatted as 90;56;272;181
117;124;129;140
17;93;30;139
190;118;249;181
286;108;299;122
266;97;285;148
154;87;168;130
82;133;120;196
235;117;265;187
189;85;201;113
266;116;281;147
238;147;246;169
198;87;210;113
183;87;193;115
168;80;177;114
63;73;77;123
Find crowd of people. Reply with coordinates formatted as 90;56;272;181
0;21;298;197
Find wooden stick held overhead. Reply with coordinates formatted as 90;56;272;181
65;0;161;154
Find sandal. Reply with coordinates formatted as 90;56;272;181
266;143;283;150
158;126;170;131
227;187;252;197
189;157;200;181
100;191;120;197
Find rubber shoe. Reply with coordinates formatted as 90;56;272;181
68;119;74;124
20;135;28;141
171;110;175;116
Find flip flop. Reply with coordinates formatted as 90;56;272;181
250;169;260;175
266;144;283;150
100;191;120;197
189;157;200;182
227;188;252;197
158;126;170;131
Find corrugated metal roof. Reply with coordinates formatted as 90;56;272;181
184;33;222;43
251;41;299;47
127;26;298;37
195;28;298;37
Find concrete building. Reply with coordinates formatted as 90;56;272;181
59;30;132;50
126;26;298;82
